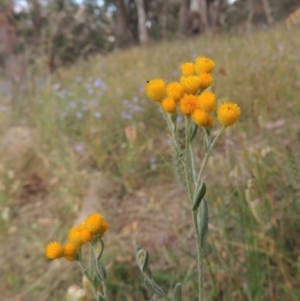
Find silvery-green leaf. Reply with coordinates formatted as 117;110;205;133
173;283;182;301
189;123;198;142
147;278;168;298
136;247;149;273
145;278;153;290
192;182;206;210
96;262;106;280
144;267;152;279
197;198;209;249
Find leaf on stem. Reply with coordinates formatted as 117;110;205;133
145;278;168;299
94;260;107;280
136;247;150;274
173;283;182;301
192;182;206;210
189;123;198;142
197;198;209;250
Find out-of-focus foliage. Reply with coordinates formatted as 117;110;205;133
2;0;299;71
14;0;113;69
225;0;299;30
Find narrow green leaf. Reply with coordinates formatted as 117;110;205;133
189;123;198;142
192;182;206;210
146;278;168;298
173;283;182;301
136;247;149;274
197;198;209;249
95;261;106;280
144;278;153;290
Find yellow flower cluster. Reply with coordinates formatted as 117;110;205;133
45;213;109;261
145;56;240;127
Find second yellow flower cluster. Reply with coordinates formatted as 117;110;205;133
145;56;240;127
45;213;109;261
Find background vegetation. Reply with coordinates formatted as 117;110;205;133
0;0;300;300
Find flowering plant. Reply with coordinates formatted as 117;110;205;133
138;56;241;301
44;56;240;301
45;213;109;300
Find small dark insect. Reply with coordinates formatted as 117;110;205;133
218;67;227;76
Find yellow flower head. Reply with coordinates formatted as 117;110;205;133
192;109;209;127
161;97;177;113
80;228;93;243
195;56;215;74
199;73;213;89
68;226;84;247
197;91;216;113
180;94;198;115
180;62;195;76
45;241;64;260
206;115;214;128
64;241;78;257
166;82;185;102
180;76;201;94
145;78;166;102
85;213;104;234
99;221;109;236
64;255;75;261
217;102;241;127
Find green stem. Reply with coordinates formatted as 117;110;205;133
78;253;98;300
78;252;92;282
164;112;184;164
97;239;105;260
189;142;197;187
101;280;109;301
96;240;109;301
197;127;226;301
184;125;226;301
195;126;226;190
193;209;204;301
182;117;203;300
97;291;105;301
183;116;193;202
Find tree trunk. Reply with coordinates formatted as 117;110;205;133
29;0;41;27
0;0;17;55
208;0;219;31
198;0;209;30
134;0;149;44
208;0;227;32
189;0;205;34
0;0;26;104
115;0;133;47
190;0;199;12
178;0;190;36
28;0;42;46
160;0;168;40
261;0;273;25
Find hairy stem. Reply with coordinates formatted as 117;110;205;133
185;125;226;301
